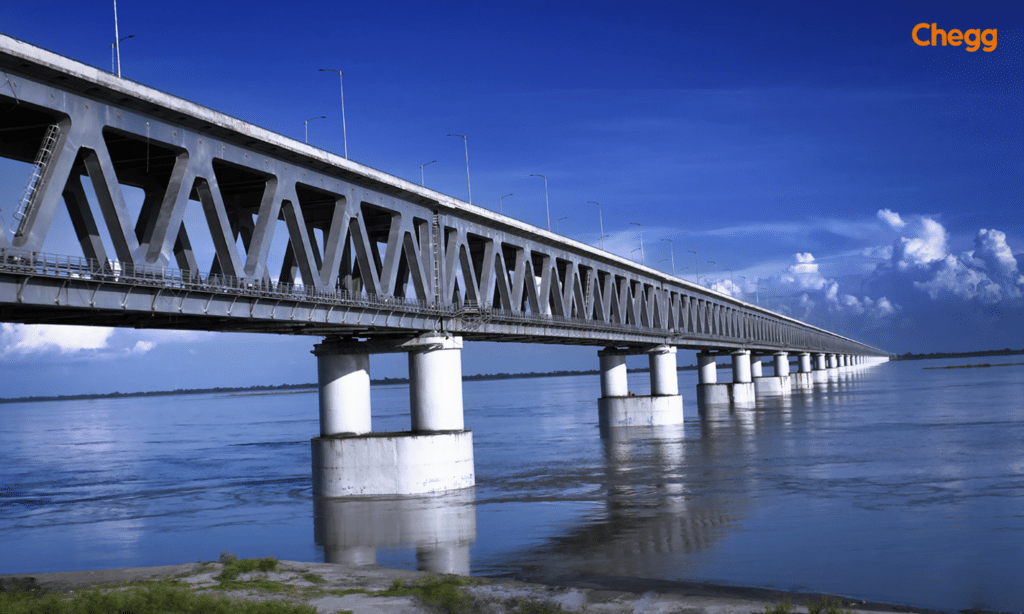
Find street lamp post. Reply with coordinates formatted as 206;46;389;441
318;69;348;158
587;202;605;250
630;223;645;265
556;216;568;233
530;174;550;231
708;261;718;289
661;238;675;275
419;160;436;186
727;269;734;285
688;250;698;284
448;134;471;204
111;34;134;75
305;116;326;144
499;193;513;214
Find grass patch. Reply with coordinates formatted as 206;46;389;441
0;581;317;614
377;575;566;614
217;556;279;582
766;600;793;614
808;596;855;614
301;572;326;584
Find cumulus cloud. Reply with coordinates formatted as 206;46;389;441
877;208;906;230
781;252;829;291
908;228;1024;304
894;217;947;270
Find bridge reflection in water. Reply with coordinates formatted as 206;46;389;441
313;490;476;575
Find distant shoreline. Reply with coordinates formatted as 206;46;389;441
9;347;1021;405
0;366;699;405
890;348;1024;361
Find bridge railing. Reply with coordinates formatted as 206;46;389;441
0;248;884;355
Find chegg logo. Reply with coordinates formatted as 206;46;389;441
913;23;997;52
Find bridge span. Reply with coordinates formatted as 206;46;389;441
0;35;887;495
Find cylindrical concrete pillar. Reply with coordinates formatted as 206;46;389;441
599;350;629;397
313;340;372;436
648;345;679;396
827;354;838;369
774;352;789;376
799;353;812;373
409;335;464;431
732;350;752;383
697;352;717;384
815;353;827;370
750;355;763;378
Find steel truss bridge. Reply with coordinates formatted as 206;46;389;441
0;35;885;357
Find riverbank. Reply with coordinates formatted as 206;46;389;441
0;559;952;614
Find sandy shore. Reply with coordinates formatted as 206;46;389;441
0;560;950;614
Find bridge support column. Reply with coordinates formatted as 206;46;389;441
730;350;755;404
696;351;730;405
793;352;814;389
755;351;791;396
409;335;465;431
313;339;372;436
597;346;683;427
826;353;839;380
312;333;474;497
813;353;829;384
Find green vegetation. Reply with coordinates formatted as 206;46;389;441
765;596;856;614
766;600;794;614
379;575;567;614
301;572;325;584
808;596;855;614
0;581;318;614
216;555;279;582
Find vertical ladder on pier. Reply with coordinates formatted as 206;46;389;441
583;269;593;317
432;212;443;304
10;124;61;238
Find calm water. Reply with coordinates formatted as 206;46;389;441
2;358;1024;611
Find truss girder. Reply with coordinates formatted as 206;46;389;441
0;47;886;357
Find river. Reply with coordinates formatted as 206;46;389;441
2;357;1023;611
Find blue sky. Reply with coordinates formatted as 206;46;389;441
0;1;1021;396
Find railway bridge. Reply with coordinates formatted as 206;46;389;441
0;35;887;495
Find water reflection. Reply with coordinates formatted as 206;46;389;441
313;489;477;574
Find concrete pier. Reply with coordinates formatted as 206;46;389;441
597;345;683;427
696;352;730;405
311;333;474;497
730;350;755;405
813;353;829;384
793;352;814;389
313;339;372;436
754;351;791;396
826;353;839;380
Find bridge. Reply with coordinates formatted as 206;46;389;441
0;34;888;496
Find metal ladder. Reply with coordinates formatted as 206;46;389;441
10;124;60;238
432;212;443;302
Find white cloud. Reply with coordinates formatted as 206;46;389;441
877;208;905;230
895;217;947;269
1;324;113;357
781;252;829;291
